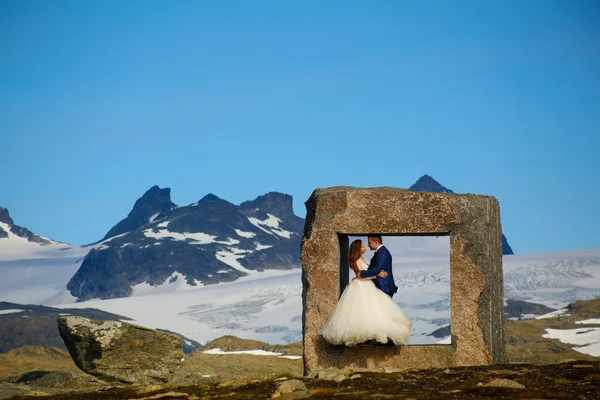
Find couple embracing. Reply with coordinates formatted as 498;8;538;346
321;235;411;346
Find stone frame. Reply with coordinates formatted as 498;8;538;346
301;187;505;375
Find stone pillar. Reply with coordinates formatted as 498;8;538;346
301;186;505;375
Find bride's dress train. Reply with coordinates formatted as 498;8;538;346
321;259;411;346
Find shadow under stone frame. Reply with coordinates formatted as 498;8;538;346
301;186;505;375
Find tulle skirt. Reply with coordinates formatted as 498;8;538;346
321;278;411;346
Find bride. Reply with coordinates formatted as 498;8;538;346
321;239;411;346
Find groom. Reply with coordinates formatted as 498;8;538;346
359;235;398;297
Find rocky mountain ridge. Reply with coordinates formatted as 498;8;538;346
0;207;50;245
67;188;304;301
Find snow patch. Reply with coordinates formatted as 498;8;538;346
131;272;201;296
0;222;22;241
436;336;451;344
98;232;128;245
143;229;216;244
143;228;240;246
203;347;301;359
149;213;160;223
216;249;254;274
576;318;600;325
219;238;241;246
535;309;569;320
44;287;79;305
255;243;272;251
543;327;600;356
0;309;25;315
235;229;256;239
247;214;294;239
272;229;292;239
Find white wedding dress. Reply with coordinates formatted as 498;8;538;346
321;258;411;346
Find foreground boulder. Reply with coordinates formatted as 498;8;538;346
58;316;183;385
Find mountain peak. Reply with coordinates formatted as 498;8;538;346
239;192;295;219
0;206;14;226
198;193;221;204
0;206;50;244
102;186;177;240
139;185;171;202
408;175;513;254
409;175;453;194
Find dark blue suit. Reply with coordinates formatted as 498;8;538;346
359;245;398;297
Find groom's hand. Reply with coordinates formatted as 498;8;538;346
377;271;388;278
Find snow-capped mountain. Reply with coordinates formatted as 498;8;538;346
66;188;304;301
0;206;51;246
0;208;89;304
102;185;177;241
409;175;514;255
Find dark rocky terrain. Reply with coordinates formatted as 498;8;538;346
504;299;555;319
3;361;599;399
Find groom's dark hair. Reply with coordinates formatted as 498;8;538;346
368;235;383;244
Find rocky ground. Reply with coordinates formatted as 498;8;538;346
2;360;599;399
1;299;599;399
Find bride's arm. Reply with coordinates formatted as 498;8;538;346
359;259;386;280
358;259;377;280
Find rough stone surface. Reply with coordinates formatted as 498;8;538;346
58;316;183;385
484;378;526;389
271;379;308;398
313;368;348;382
301;186;505;375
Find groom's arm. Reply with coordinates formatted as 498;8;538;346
359;252;388;278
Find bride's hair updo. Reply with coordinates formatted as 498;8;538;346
349;239;363;270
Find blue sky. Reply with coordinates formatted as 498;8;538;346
1;0;599;253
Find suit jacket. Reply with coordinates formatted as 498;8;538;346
359;245;398;297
